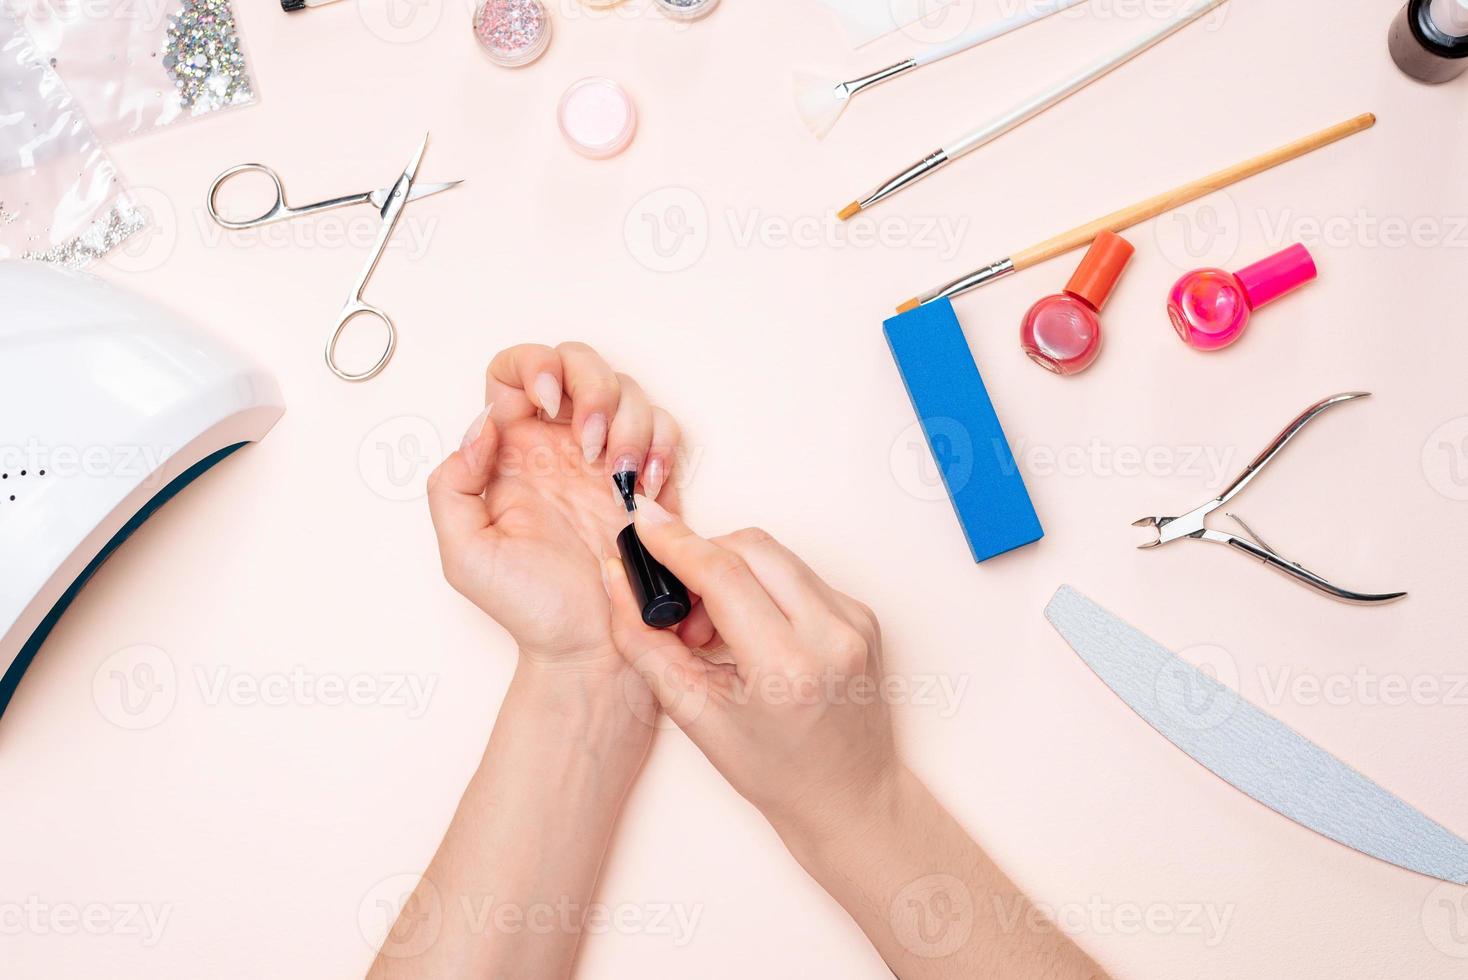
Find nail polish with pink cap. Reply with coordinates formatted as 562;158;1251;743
1167;243;1318;351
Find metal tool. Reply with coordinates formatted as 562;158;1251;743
1133;392;1407;604
206;133;462;383
1046;586;1468;884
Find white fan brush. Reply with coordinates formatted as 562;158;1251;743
794;0;1092;139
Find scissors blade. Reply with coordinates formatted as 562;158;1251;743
368;180;463;211
403;131;430;183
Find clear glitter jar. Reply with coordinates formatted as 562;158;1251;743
653;0;719;20
473;0;552;68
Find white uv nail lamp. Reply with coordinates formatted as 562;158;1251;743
0;261;284;723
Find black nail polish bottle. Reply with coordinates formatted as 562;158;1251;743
613;471;690;629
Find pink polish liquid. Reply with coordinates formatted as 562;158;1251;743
1020;232;1135;376
1167;243;1318;351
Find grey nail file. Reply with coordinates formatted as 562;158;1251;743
1045;585;1468;885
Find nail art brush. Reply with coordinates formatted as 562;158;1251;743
895;112;1377;313
795;0;1092;140
837;0;1228;221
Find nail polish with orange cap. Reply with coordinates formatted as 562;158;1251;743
1020;231;1135;376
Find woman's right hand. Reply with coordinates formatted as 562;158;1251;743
601;495;902;844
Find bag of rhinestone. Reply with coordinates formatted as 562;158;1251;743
8;0;256;141
0;7;145;265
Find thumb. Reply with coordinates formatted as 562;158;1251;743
427;405;500;566
603;555;714;732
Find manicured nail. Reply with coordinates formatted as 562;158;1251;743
611;454;639;505
644;455;666;499
581;414;608;465
533;373;562;419
458;401;493;454
634;494;674;525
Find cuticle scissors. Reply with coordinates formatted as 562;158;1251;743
206;132;462;383
1133;392;1407;605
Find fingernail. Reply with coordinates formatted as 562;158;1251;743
634;494;674;525
533;373;562;419
600;557;618;598
581;414;608;465
644;455;666;499
611;453;639;505
460;405;492;464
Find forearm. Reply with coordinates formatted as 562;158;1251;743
367;657;651;980
777;766;1109;980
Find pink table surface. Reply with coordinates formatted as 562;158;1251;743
4;0;1468;976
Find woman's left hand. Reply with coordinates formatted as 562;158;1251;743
427;342;684;677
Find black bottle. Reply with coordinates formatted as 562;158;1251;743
613;471;691;629
1390;0;1468;83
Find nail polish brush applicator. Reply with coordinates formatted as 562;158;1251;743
613;472;691;629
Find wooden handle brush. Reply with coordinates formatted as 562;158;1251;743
896;112;1377;313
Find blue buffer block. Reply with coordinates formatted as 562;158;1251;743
883;298;1044;562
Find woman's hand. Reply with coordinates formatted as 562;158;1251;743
600;502;1110;980
427;342;683;675
601;496;900;840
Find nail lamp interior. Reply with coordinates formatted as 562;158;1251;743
0;262;285;724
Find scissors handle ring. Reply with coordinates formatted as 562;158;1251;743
207;164;289;230
326;302;398;383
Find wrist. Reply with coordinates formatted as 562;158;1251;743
774;760;915;876
506;653;654;756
